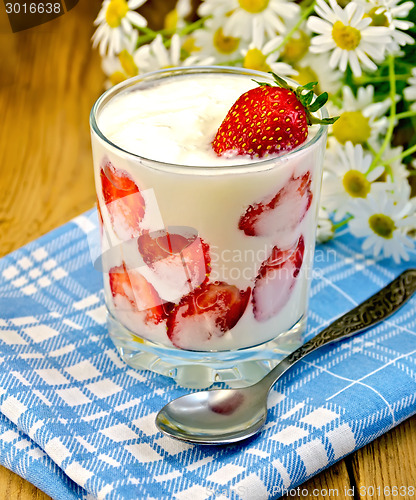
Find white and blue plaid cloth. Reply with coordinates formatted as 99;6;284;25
0;209;415;500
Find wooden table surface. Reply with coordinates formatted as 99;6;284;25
0;1;415;498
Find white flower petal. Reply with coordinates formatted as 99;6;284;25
128;0;147;9
127;11;147;28
367;166;385;182
329;47;343;69
307;16;333;35
347;51;362;76
339;50;349;72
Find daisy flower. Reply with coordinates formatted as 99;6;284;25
357;0;415;52
192;17;244;63
404;67;416;111
241;20;296;76
135;34;214;74
101;32;140;88
294;52;343;96
280;27;311;65
164;0;192;30
197;0;230;18
199;0;301;41
348;184;416;263
379;144;410;182
92;0;148;57
307;0;391;77
329;85;391;146
321;140;385;220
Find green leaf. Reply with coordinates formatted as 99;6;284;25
252;80;271;86
270;73;291;89
309;92;328;112
307;115;340;126
300;90;314;107
319;116;340;124
299;81;318;91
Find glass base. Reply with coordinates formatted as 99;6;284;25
107;311;306;388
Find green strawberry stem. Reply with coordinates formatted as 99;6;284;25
253;72;339;127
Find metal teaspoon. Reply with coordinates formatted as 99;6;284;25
156;269;416;445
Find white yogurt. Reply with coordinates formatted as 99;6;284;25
98;74;260;166
92;70;326;351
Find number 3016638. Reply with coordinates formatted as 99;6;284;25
6;2;62;14
4;0;79;32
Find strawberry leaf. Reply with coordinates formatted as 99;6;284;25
252;80;272;87
309;92;328;112
317;116;339;124
301;91;314;107
271;73;291;89
299;82;318;91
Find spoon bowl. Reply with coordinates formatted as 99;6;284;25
156;270;416;445
156;386;269;444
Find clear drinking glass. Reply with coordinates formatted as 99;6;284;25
90;66;328;388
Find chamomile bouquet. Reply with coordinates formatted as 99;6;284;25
92;0;416;263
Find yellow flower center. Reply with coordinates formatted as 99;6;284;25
369;213;395;238
109;71;127;86
342;170;371;198
213;28;240;54
118;49;138;77
182;36;200;55
295;65;321;94
332;111;371;145
332;21;361;50
238;0;269;14
244;48;271;72
105;0;129;28
366;7;389;27
281;31;310;64
164;9;178;30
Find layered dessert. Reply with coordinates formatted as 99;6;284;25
91;68;326;353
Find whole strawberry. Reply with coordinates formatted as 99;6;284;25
212;73;338;159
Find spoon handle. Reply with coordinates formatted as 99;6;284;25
262;268;416;388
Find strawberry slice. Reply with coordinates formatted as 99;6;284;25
252;236;304;322
239;171;312;237
109;263;173;325
167;282;251;350
138;228;211;298
213;73;337;159
100;160;145;240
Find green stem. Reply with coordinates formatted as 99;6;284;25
354;74;410;84
266;0;317;56
395;110;416;120
333;216;353;230
137;26;159;36
138;27;172;45
137;17;208;46
368;55;396;172
383;143;416;165
178;17;208;37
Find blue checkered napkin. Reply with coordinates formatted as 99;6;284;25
0;210;415;500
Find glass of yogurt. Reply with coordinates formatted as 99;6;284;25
90;66;328;388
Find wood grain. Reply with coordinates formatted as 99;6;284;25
352;417;416;498
0;0;104;257
0;465;50;500
0;0;415;498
